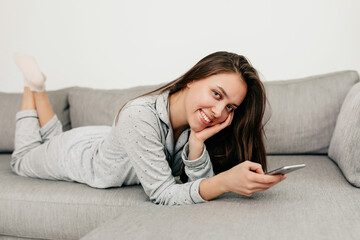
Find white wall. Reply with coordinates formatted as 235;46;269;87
1;0;359;92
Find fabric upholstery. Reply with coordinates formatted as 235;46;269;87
82;155;360;240
1;70;360;240
328;82;360;187
0;236;35;240
67;71;359;154
0;89;72;152
263;70;359;154
68;84;162;128
2;153;360;240
2;70;358;156
0;154;151;240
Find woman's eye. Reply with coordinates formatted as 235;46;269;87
226;105;234;112
213;91;221;98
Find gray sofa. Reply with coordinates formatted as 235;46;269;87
1;70;360;240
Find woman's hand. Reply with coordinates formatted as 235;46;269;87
191;112;234;143
188;112;234;160
221;160;286;196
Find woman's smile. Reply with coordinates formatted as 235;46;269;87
199;109;213;126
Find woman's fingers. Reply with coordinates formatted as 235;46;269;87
246;161;264;174
250;179;282;190
209;111;234;132
244;176;286;196
219;111;234;130
226;161;287;197
251;172;286;184
193;112;234;142
224;111;234;125
241;185;271;196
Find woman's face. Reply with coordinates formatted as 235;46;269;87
185;72;248;132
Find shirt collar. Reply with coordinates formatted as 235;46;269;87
155;90;191;158
155;90;172;129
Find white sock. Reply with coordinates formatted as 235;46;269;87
14;53;47;92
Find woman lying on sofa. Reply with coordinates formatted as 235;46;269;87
11;51;286;205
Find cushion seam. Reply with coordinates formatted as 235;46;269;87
0;197;149;208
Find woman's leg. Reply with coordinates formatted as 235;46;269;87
11;54;64;179
13;86;42;162
14;53;54;127
20;87;36;111
14;53;63;138
30;75;63;143
34;90;63;143
33;90;55;128
11;98;43;176
11;107;67;180
11;89;65;179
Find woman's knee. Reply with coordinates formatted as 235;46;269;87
10;146;38;177
10;153;25;176
40;117;64;143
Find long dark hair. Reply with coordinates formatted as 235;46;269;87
115;51;268;181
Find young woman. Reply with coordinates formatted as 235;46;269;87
11;51;286;206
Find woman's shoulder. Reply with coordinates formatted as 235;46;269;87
123;94;158;110
117;93;163;128
117;90;169;124
120;91;169;120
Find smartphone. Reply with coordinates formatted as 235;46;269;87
266;164;306;175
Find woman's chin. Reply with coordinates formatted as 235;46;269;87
189;122;205;132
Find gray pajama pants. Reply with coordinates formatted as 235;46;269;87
11;109;71;181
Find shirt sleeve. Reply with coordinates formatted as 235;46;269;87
181;143;215;182
116;104;209;206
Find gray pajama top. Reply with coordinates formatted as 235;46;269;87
61;91;215;205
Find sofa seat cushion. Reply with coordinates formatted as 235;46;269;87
0;154;151;240
82;155;360;240
2;156;360;240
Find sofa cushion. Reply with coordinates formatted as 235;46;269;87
82;155;360;240
0;89;72;153
3;153;360;240
328;82;360;187
68;84;162;128
0;154;151;240
263;70;359;154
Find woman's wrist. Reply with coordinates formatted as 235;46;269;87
188;133;204;160
199;172;230;201
217;171;230;193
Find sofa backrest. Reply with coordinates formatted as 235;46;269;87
0;88;72;152
67;84;162;128
263;70;359;154
1;70;359;154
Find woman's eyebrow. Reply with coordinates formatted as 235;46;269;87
217;85;239;108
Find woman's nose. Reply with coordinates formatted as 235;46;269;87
211;104;223;118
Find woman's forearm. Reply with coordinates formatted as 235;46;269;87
188;136;204;160
199;172;229;201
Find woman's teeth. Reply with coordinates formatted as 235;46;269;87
200;111;211;123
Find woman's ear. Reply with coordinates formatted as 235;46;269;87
187;81;193;88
